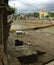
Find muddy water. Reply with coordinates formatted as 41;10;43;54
36;26;54;34
11;24;54;34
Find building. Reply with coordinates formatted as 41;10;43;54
39;9;48;19
19;13;27;20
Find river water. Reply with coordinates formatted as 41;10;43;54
11;24;54;34
36;26;54;34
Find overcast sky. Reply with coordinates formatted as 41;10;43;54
8;0;54;14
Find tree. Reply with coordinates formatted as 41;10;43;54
27;13;33;17
7;5;16;15
33;12;39;17
48;12;54;17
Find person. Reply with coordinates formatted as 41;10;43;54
27;41;31;45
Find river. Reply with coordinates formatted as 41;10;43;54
36;26;54;34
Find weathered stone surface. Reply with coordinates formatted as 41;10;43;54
15;45;38;57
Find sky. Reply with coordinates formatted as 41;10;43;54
8;0;54;14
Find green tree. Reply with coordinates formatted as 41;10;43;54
48;12;54;17
27;13;32;17
33;12;39;17
7;5;16;15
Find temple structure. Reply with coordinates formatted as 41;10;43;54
39;9;48;19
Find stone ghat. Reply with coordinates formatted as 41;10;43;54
7;45;45;57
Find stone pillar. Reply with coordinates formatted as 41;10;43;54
0;0;12;65
0;11;3;44
0;1;16;65
0;1;8;54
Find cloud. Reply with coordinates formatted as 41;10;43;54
8;0;54;13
